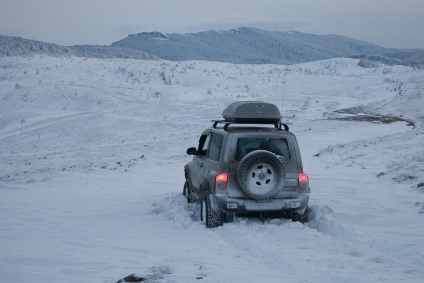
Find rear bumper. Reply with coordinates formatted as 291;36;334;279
211;193;309;215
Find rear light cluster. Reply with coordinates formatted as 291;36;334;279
214;173;228;192
214;172;309;193
298;173;309;193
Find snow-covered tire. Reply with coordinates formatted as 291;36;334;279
201;194;223;228
237;150;284;201
183;180;188;196
292;207;310;223
183;180;196;203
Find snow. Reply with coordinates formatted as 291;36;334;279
0;55;423;282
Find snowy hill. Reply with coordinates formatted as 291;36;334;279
352;50;424;69
4;28;424;66
0;35;158;60
0;55;423;282
112;27;400;64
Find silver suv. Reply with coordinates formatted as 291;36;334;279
184;101;310;228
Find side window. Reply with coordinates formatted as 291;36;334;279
197;134;210;156
207;133;223;161
197;132;223;160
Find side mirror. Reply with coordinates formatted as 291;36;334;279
186;147;197;155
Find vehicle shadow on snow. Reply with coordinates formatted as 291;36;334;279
153;193;370;245
187;199;318;226
151;193;344;229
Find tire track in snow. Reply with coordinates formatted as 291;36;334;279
0;112;94;141
153;193;424;282
216;209;423;282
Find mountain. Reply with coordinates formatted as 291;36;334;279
2;28;424;67
111;27;400;64
0;35;158;60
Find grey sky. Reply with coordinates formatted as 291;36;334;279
1;0;423;48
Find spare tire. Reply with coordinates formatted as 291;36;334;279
237;150;285;200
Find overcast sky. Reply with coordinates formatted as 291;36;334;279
1;0;423;48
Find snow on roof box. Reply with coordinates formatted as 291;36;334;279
222;101;281;123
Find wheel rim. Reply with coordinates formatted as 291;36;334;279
246;162;277;195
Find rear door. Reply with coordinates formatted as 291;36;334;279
189;131;211;192
190;131;225;191
202;132;224;191
228;133;298;197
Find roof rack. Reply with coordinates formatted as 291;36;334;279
212;120;290;131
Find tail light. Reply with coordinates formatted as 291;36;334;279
298;173;309;193
214;173;228;192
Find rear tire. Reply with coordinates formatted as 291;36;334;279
183;180;196;203
201;194;223;228
291;207;310;223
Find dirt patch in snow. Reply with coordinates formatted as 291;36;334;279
332;107;416;127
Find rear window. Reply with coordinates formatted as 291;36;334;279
235;138;290;161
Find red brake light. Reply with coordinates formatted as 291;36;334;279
298;173;309;192
216;173;228;183
298;173;308;182
214;173;228;192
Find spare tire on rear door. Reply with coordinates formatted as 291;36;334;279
237;150;285;200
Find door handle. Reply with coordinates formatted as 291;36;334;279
200;163;203;168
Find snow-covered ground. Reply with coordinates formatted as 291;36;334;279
0;55;423;282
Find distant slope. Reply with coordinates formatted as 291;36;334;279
71;45;158;60
352;50;424;69
111;27;400;64
0;35;158;60
0;35;72;57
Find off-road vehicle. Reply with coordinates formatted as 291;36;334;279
183;101;310;228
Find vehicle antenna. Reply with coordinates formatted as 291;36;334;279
282;71;286;122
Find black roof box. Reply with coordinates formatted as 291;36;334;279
222;101;281;124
